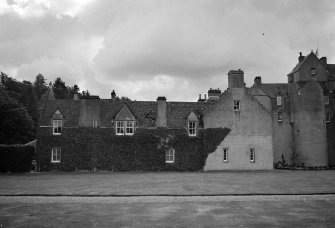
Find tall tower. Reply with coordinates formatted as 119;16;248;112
287;52;328;166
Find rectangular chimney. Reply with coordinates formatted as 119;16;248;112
156;96;167;128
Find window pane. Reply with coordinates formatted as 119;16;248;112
277;96;282;106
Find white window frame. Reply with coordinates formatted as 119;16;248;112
166;148;175;163
250;148;255;163
233;100;240;111
276;96;282;106
324;96;329;105
53;120;62;135
51;147;61;163
93;121;98;128
116;120;135;135
116;121;125;135
125;121;135;135
188;121;196;136
326;113;331;123
223;148;228;163
277;112;283;122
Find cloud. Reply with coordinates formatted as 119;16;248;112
0;0;334;101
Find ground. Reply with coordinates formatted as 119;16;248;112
0;170;335;227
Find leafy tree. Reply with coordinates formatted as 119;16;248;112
33;74;48;101
52;77;70;99
0;90;35;144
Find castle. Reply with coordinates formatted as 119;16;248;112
36;51;335;171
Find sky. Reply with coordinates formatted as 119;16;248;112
0;0;334;101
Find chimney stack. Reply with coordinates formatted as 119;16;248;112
156;96;167;128
254;76;262;87
298;52;305;63
320;57;327;68
74;93;79;100
111;90;116;100
228;69;244;88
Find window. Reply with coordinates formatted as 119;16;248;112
311;67;316;76
125;121;134;135
53;120;62;135
276;96;282;106
166;148;175;163
223;148;228;163
188;121;196;136
326;113;331;123
93;121;98;128
233;100;240;111
51;147;61;163
324;96;329;105
277;112;283;122
250;149;255;163
116;121;135;135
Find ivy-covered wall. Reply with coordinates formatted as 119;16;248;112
36;127;230;172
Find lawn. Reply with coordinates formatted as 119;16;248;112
1;170;335;195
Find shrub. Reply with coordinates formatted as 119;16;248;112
0;145;35;172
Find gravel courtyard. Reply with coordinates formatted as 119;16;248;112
1;170;335;227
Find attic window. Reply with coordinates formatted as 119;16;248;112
53;120;62;135
188;121;197;136
233;100;240;111
310;67;316;76
276;96;282;106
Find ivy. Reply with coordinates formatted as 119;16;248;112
36;127;230;172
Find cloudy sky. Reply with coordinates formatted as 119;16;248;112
1;0;334;101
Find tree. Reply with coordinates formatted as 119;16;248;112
0;90;35;144
52;77;70;99
33;74;48;101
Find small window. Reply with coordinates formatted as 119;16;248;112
311;67;316;76
93;121;98;128
53;120;62;135
276;96;282;106
324;96;329;105
125;121;135;135
233;100;240;111
223;148;228;163
188;121;196;136
326;113;331;123
278;112;283;122
166;148;175;163
250;149;255;163
51;147;61;163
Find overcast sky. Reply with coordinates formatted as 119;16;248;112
1;0;334;101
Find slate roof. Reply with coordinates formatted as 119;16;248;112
166;102;207;128
288;52;314;75
40;99;209;129
39;100;80;126
258;84;289;98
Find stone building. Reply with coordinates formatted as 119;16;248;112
36;51;335;171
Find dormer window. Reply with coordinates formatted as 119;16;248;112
93;121;98;128
310;67;316;76
276;96;282;106
116;121;135;136
188;121;196;136
53;120;62;135
126;121;135;135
